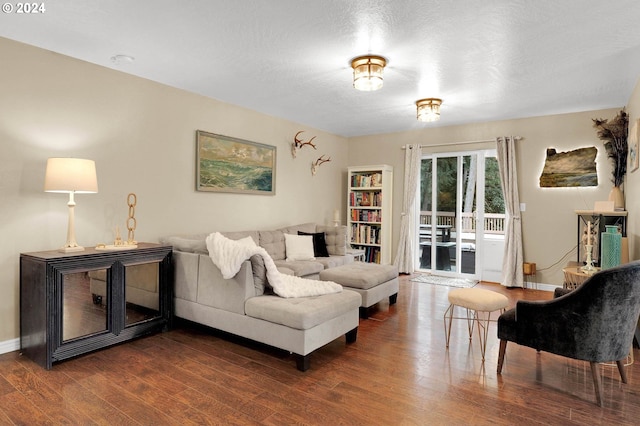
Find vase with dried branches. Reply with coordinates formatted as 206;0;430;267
593;109;628;209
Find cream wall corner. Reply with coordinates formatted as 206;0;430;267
625;77;640;260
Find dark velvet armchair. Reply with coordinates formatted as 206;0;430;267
497;261;640;406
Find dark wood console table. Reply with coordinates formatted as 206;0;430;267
20;243;173;369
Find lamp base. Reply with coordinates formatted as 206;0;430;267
59;245;85;253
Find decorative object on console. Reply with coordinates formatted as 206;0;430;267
95;193;139;251
538;147;597;187
291;130;316;158
351;55;386;91
311;155;331;175
126;192;137;244
629;118;639;173
44;158;98;253
196;130;276;195
416;98;442;122
593;109;628;209
600;225;622;270
114;225;123;245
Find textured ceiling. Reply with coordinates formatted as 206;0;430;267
2;0;640;137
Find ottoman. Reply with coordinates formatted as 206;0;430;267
443;287;509;361
319;262;399;318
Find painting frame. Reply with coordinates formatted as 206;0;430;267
629;119;639;173
196;130;276;195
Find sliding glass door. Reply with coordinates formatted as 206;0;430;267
417;150;503;279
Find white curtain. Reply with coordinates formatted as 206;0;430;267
496;136;524;287
394;144;422;273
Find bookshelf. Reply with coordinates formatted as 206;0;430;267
347;165;393;264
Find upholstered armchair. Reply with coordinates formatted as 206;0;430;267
497;261;640;406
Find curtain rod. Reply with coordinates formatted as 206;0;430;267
402;136;521;149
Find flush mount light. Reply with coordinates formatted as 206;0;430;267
110;54;135;65
351;55;387;91
416;98;442;122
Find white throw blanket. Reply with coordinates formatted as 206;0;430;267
205;232;342;298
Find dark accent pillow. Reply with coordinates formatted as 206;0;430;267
298;231;329;257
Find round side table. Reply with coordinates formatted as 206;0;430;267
562;266;600;290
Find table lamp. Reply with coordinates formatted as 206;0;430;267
44;158;98;252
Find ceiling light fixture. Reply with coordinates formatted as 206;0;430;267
351;55;387;91
416;98;442;122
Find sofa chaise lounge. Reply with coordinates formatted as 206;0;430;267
161;223;363;370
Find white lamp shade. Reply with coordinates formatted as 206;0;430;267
44;158;98;193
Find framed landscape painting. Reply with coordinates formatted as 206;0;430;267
196;131;276;194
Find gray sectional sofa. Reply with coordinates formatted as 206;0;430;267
161;223;362;371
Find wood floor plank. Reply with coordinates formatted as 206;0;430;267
55;380;139;425
3;366;95;425
171;386;263;425
0;390;55;425
3;276;640;425
77;373;183;425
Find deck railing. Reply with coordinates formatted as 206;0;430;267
420;211;505;235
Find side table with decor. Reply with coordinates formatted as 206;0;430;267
562;265;600;290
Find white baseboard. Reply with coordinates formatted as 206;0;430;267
527;282;560;292
0;338;19;355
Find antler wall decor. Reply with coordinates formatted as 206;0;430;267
291;130;317;158
311;155;331;175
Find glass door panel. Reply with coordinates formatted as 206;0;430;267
434;157;457;273
460;154;479;274
419;158;433;270
418;151;486;278
62;270;108;341
124;262;160;326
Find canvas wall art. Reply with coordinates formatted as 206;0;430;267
196;131;276;194
539;147;598;187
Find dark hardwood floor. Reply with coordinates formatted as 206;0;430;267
2;275;640;425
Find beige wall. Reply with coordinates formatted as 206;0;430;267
348;109;623;286
625;79;640;260
0;38;348;342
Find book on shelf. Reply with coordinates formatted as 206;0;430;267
349;191;382;207
350;172;383;188
352;246;380;263
350;223;381;245
350;209;381;222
